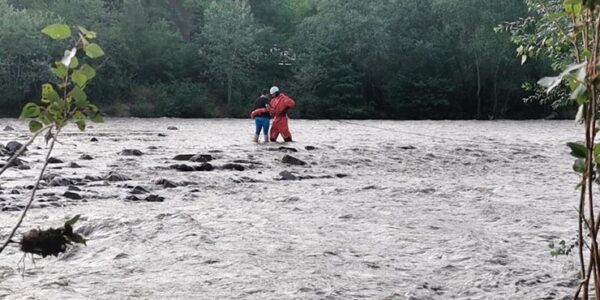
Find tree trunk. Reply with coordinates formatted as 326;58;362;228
227;71;232;107
491;64;500;119
475;59;482;119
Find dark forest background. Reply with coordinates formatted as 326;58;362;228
0;0;562;119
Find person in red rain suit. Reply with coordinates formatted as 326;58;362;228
268;86;296;142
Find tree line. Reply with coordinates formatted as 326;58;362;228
0;0;559;119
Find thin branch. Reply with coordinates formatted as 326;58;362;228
0;127;61;254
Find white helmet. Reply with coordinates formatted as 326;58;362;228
270;86;279;95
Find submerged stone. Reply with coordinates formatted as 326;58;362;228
282;155;307;166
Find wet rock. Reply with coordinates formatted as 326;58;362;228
282;155;307;166
84;175;103;182
10;189;20;195
17;164;31;170
0;146;9;157
131;186;149;195
279;171;297;181
195;163;214;171
158;133;167;137
47;157;63;164
335;174;349;178
232;177;261;184
68;185;82;192
3;126;15;131
68;162;82;168
0;158;27;169
232;159;262;166
114;253;129;260
222;163;244;171
170;164;195;172
148;146;158;150
80;154;93;160
167;126;178;130
190;154;213;162
49;177;72;187
154;179;178;188
173;154;195;161
208;150;223;153
90;137;99;142
119;149;143;156
280;146;298;152
145;194;165;202
125;195;140;201
105;172;130;182
305;146;317;151
43;173;60;182
400;145;416;150
63;191;82;200
270;146;298;152
6;141;24;154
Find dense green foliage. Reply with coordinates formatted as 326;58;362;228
0;0;556;119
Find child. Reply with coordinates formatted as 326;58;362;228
250;89;271;143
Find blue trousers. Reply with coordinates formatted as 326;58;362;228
254;116;270;135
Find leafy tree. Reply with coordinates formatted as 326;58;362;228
200;0;262;110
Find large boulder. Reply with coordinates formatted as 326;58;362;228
173;154;195;161
154;179;178;188
282;155;307;166
105;172;130;182
170;164;195;172
190;154;213;162
6;141;24;155
119;149;143;156
145;194;165;202
63;191;82;200
222;163;244;171
130;186;149;195
49;177;72;187
47;157;64;164
195;163;214;171
279;171;297;181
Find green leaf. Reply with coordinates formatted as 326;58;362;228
79;64;96;80
76;120;86;131
78;26;96;39
50;63;68;79
72;71;88;87
574;158;586;173
39;111;53;125
567;142;587;158
91;113;104;123
41;83;60;103
67;233;87;245
65;214;81;227
84;43;104;59
47;102;62;118
28;120;43;133
73;111;85;120
69;56;79;69
69;86;87;103
19;103;40;119
41;24;71;40
88;104;99;113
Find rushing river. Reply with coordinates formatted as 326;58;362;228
0;119;583;299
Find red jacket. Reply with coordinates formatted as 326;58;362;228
269;93;296;117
